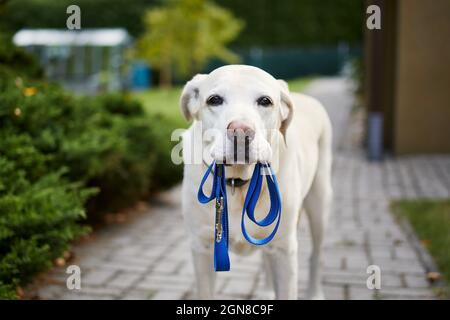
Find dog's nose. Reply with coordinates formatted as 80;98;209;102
227;121;255;142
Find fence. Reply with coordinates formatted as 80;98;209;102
204;44;362;80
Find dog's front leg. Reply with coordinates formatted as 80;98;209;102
263;243;298;300
191;246;216;299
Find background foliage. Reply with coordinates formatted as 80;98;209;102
216;0;364;47
134;0;244;86
0;0;153;37
0;0;364;46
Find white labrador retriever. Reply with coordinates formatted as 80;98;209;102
180;65;332;300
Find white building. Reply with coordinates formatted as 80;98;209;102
13;28;132;93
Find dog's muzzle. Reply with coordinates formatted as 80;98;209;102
225;121;255;164
210;122;272;164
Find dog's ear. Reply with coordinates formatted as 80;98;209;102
278;79;294;142
180;74;207;121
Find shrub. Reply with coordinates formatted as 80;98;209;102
0;34;43;79
0;75;182;214
0;60;183;297
0;147;92;299
143;113;184;190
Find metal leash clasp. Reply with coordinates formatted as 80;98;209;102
215;196;223;242
230;178;235;196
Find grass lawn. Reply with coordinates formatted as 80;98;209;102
287;76;316;93
131;76;314;128
132;86;187;128
392;200;450;298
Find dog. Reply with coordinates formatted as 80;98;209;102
180;65;332;300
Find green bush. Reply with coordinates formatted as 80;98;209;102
0;76;182;212
0;53;183;298
144;114;183;190
0;34;43;79
0;142;92;299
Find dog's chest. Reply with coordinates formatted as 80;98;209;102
225;186;273;253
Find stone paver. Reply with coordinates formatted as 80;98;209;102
28;78;449;300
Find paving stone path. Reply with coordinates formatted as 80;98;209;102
29;78;449;300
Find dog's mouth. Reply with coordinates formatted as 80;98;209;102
202;156;254;182
225;177;249;188
203;127;272;183
210;133;272;165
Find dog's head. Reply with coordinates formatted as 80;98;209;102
180;65;293;179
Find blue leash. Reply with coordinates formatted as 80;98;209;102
198;161;282;271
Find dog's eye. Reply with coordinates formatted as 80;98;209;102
206;95;224;106
257;96;273;107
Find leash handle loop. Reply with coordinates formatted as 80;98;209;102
241;163;282;246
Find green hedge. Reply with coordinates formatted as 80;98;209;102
0;46;182;298
1;0;364;46
0;0;152;38
217;0;364;47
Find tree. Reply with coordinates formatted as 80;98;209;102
134;0;244;87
